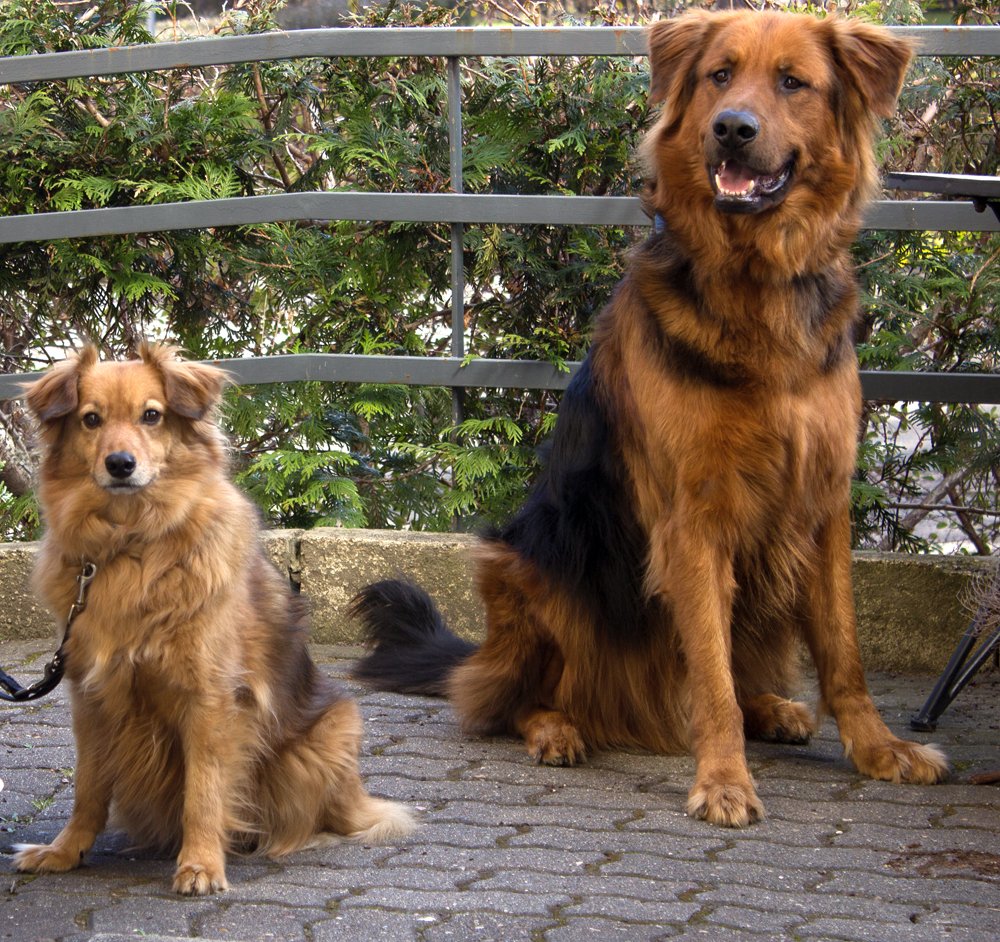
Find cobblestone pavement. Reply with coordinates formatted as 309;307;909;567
0;639;998;942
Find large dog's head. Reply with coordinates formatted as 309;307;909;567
25;343;230;503
642;11;912;259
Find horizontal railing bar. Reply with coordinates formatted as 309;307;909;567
866;199;1000;232
860;370;1000;403
0;354;578;398
2;355;998;403
0;194;996;244
893;24;1000;55
218;353;575;388
886;171;1000;199
0;24;994;85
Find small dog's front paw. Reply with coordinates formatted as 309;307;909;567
687;779;764;828
173;862;228;896
13;842;86;874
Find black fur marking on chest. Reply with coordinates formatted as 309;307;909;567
637;229;858;386
496;356;660;648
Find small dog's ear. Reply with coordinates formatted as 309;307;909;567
141;341;230;420
826;17;914;119
647;11;718;122
23;346;98;422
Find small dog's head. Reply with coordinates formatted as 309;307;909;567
25;342;230;496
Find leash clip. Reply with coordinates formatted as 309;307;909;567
0;558;97;703
67;559;98;624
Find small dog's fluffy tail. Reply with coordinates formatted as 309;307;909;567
304;794;417;851
350;579;477;696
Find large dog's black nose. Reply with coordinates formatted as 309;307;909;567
713;110;759;149
105;452;137;479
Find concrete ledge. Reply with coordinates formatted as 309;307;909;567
0;530;995;674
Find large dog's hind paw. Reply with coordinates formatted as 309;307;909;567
848;736;949;785
520;710;586;766
743;694;814;744
687;779;765;828
12;842;86;874
173;861;229;896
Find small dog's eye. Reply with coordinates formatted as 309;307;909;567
82;412;101;429
142;409;161;425
711;68;731;86
782;75;803;91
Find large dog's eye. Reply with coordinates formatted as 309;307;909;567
82;412;101;429
141;408;162;425
781;75;804;91
711;68;731;87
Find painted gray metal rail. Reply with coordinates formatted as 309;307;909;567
0;24;993;84
0;194;995;244
1;24;998;402
4;356;1000;404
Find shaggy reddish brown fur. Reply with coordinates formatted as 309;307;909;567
355;10;949;828
13;344;413;894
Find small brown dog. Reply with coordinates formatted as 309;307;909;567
13;343;412;894
352;11;948;827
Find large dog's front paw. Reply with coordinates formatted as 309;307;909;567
12;841;86;874
173;861;229;896
687;778;765;828
520;710;586;766
848;736;949;785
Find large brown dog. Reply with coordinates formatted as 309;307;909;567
352;10;948;827
13;344;413;893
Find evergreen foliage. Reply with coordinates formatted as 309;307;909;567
0;0;997;554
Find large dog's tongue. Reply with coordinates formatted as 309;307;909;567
717;161;756;196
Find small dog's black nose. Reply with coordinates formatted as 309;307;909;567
105;452;137;479
713;110;759;149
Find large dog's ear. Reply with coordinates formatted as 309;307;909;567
23;346;99;423
647;12;718;122
140;341;230;420
826;17;914;118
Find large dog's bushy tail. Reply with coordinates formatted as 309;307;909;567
349;579;477;696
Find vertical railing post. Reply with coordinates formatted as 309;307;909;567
447;55;465;427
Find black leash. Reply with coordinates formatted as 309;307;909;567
0;559;96;703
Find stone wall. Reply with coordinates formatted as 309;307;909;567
2;529;995;674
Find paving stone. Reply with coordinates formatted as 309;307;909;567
472;870;696;901
0;890;112;940
699;905;809;935
503;826;730;858
796;917;982;941
89;896;217;935
815;869;1000;907
422;800;636;831
695;885;921;923
338;887;571;916
382;843;607;875
311;910;420;942
423;911;553;941
561;896;702;923
563;851;879;895
196;902;324;941
545;918;678;941
1;661;999;942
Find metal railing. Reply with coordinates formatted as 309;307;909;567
0;24;999;403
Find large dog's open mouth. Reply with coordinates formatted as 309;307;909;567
709;159;794;215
